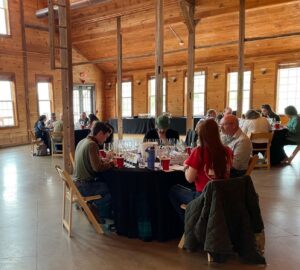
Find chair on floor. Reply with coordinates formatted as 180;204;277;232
69;152;75;173
250;132;273;169
49;131;63;157
284;145;300;164
246;155;259;176
28;129;43;156
55;165;103;237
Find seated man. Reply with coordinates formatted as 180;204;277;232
46;112;57;129
221;115;252;177
52;113;63;151
73;121;115;223
78;112;89;127
143;114;179;144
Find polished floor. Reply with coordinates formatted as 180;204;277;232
0;145;299;270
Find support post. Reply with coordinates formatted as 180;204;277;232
155;0;164;117
116;16;123;140
237;0;245;118
180;0;196;132
56;0;74;174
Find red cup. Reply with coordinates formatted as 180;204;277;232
98;149;106;158
161;158;170;171
274;123;280;129
115;156;124;168
186;147;192;155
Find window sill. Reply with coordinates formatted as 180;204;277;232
0;34;12;38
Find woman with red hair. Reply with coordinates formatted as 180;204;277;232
169;118;233;221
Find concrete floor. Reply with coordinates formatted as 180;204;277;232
0;145;299;270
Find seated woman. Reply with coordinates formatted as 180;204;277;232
284;105;300;145
34;115;50;152
261;104;280;122
87;113;99;129
169;118;233;221
241;109;271;141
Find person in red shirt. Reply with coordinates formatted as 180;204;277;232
169;118;233;221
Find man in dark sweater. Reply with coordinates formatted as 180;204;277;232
143;114;179;144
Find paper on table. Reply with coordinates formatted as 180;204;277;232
170;164;185;171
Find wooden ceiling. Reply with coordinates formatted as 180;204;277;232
68;0;300;72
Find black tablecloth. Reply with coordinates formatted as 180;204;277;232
108;117;204;135
108;118;155;134
100;168;188;241
270;128;288;164
74;129;90;148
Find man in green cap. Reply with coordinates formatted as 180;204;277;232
143;114;179;144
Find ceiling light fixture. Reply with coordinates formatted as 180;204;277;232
169;25;184;46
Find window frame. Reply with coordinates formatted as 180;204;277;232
0;0;11;37
147;73;167;116
276;63;300;114
0;72;18;129
184;69;207;116
73;83;96;123
225;65;253;114
35;75;54;120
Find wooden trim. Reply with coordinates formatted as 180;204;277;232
19;0;31;138
274;62;279;112
24;23;49;32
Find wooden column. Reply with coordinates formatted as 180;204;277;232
19;0;31;137
116;16;123;140
237;0;245;118
180;0;196;131
57;0;74;173
155;0;164;117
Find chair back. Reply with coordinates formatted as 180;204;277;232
250;132;273;169
246;155;259;176
55;165;103;236
49;131;63;157
69;152;75;172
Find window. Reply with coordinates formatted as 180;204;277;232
0;75;15;127
0;0;10;35
37;82;52;120
73;85;94;123
227;71;251;113
277;66;300;114
185;71;206;116
148;77;166;116
121;81;132;117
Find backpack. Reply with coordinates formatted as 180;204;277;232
37;144;48;156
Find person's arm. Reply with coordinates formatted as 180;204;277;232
287;117;298;134
89;143;113;172
232;137;252;170
184;166;198;183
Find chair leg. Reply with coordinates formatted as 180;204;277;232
207;253;213;262
178;233;185;249
286;145;300;164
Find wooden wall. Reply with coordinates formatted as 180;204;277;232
0;0;104;148
103;51;300;120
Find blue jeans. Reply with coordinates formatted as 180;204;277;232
75;180;112;219
169;184;201;222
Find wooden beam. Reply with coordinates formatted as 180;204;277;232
179;0;195;33
116;16;123;140
245;31;300;42
237;0;245;118
48;0;56;69
24;23;49;31
57;0;75;174
155;0;164;117
19;0;31;140
183;0;196;131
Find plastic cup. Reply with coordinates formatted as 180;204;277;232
186;147;192;155
98;149;106;158
115;156;124;168
274;123;280;129
161;158;170;171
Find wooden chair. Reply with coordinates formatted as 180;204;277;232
55;165;103;237
284;145;300;164
49;131;63;157
28;129;43;156
245;155;259;176
69;152;75;173
250;132;273;169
